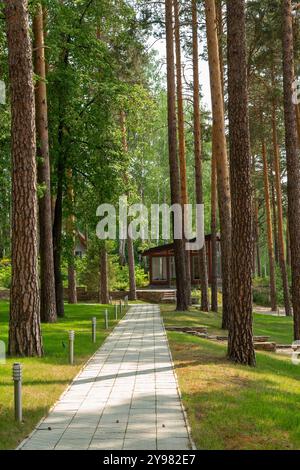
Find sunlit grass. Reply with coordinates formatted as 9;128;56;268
161;306;300;450
162;304;294;344
0;300;122;450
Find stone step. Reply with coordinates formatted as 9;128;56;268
254;342;276;352
187;331;208;338
253;336;270;343
166;326;208;334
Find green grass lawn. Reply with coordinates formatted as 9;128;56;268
0;300;124;450
162;305;294;345
161;305;300;450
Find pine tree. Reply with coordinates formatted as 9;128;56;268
192;0;209;312
227;0;256;366
165;0;189;311
282;0;300;339
6;0;43;356
33;3;57;322
204;0;231;327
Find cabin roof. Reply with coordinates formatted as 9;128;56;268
141;234;220;257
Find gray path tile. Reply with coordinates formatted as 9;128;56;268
19;304;192;451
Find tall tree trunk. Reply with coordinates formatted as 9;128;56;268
127;232;137;301
33;4;57;323
66;169;77;304
211;126;219;312
216;0;225;95
6;0;43;356
205;0;231;328
53;125;65;316
99;243;109;304
262;142;277;311
192;0;209;312
286;216;291;267
272;102;292;316
119;239;126;266
120;111;137;301
270;159;279;264
282;0;300;339
296;104;300;145
165;0;189;311
227;0;256;366
253;196;261;277
52;43;69;317
174;0;192;305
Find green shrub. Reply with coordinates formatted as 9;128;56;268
0;262;11;288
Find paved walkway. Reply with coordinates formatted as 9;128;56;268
254;305;289;317
20;304;191;450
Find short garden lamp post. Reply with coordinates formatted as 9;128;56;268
105;309;109;329
69;330;75;365
115;303;118;320
13;363;22;422
92;317;97;343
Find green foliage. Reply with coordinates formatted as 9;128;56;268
0;259;11;289
0;301;120;450
253;269;292;308
77;248;148;292
109;256;148;291
253;276;272;307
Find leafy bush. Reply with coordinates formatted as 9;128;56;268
253;276;271;306
0;260;11;288
110;256;148;291
252;271;291;307
77;249;149;292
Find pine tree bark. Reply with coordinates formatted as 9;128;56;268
127;232;137;301
6;0;43;356
286;216;291;267
205;0;231;327
99;243;110;304
227;0;256;366
272;102;292;316
296;104;300;145
174;0;192;306
53;122;65;316
262;142;277;312
211;125;219;312
52;43;69;317
33;3;57;323
66;169;77;304
192;0;209;312
165;0;189;311
216;0;225;95
119;110;137;301
270;159;279;264
253;195;261;277
282;0;300;339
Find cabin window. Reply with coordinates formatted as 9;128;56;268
152;256;167;281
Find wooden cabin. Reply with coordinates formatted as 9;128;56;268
142;235;221;287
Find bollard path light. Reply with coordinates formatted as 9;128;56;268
69;330;75;365
105;309;109;329
119;299;122;315
92;317;97;343
13;363;22;423
115;303;118;320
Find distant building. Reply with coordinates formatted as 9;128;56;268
142;234;221;287
75;231;87;258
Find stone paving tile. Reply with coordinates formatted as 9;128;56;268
19;304;191;451
123;438;157;450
